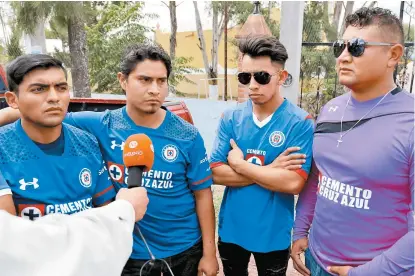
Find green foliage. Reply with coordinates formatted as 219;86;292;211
300;1;341;117
11;2;52;34
86;2;150;93
6;23;24;61
45;16;68;45
403;23;414;43
169;56;201;94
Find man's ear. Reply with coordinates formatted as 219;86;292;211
4;91;19;109
117;72;128;91
277;70;289;85
387;44;404;68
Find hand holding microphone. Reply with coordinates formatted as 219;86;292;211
116;188;148;222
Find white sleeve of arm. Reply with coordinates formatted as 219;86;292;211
0;200;135;276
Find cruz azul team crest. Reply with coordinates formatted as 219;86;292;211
269;131;285;147
162;144;179;162
79;168;92;188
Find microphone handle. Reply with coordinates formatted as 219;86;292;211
127;166;145;188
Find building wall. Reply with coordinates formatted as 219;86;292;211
155;7;281;97
155;26;242;97
155;26;241;70
175;73;239;99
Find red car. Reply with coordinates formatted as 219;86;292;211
0;65;194;124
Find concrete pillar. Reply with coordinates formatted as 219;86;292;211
26;20;47;54
279;1;305;106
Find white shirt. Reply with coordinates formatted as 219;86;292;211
0;200;135;276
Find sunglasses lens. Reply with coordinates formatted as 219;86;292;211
333;41;345;58
253;72;272;85
348;38;365;57
238;72;251;85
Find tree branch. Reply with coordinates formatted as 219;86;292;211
161;1;169;8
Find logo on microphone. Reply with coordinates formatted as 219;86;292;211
162;144;178;162
79;168;92;188
129;141;138;149
124;150;143;157
19;178;39;191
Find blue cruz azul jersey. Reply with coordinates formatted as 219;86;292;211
0;120;116;221
65;107;213;259
210;99;314;252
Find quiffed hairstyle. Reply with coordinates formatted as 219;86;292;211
345;7;404;45
238;35;288;67
7;54;67;93
120;43;172;78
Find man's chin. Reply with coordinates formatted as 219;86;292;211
251;99;267;105
142;105;161;114
36;119;64;128
338;77;356;88
143;109;159;115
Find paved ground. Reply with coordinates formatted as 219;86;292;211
215;254;304;276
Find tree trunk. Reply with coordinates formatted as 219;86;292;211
193;1;210;81
169;1;177;94
333;1;342;35
267;1;272;21
67;2;90;98
169;1;177;62
211;6;219;85
339;1;354;36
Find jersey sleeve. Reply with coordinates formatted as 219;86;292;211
286;116;314;180
293;161;320;241
187;132;213;191
64;111;105;137
93;160;116;206
209;112;232;169
0;170;11;197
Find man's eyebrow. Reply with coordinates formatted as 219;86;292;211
137;75;167;79
55;82;69;86
28;83;49;88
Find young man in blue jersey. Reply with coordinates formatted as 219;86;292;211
210;36;314;276
0;45;218;276
71;44;218;276
0;54;116;221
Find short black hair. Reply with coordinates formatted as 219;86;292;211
6;54;67;93
120;43;172;78
238;35;288;67
345;7;404;45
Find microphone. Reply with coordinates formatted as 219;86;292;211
122;134;154;188
122;134;175;275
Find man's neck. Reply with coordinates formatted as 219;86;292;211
126;105;166;129
350;77;396;102
21;120;62;144
252;95;284;121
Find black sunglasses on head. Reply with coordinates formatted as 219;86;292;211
237;71;279;85
333;38;397;58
